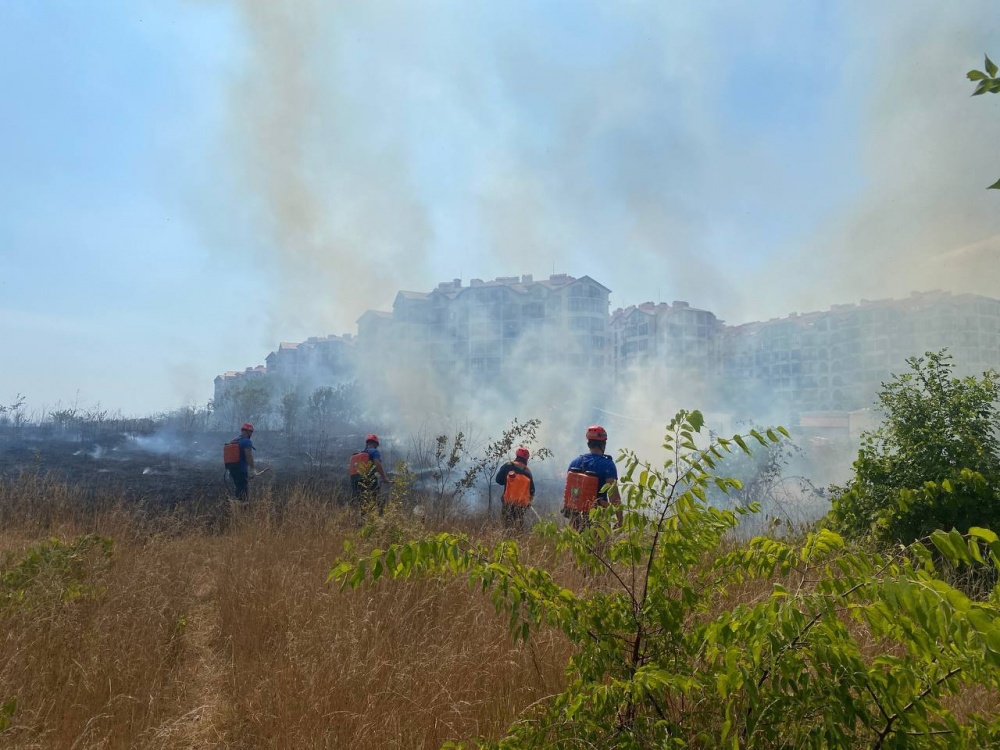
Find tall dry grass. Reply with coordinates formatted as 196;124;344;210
0;473;572;749
3;472;998;748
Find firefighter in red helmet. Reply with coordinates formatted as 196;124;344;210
563;424;621;531
495;446;535;532
349;433;389;512
224;422;256;501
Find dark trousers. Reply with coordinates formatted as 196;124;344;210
501;502;526;531
228;467;249;501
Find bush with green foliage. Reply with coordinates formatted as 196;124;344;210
1;535;114;609
829;351;1000;544
332;410;1000;748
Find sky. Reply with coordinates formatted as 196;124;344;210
2;0;998;416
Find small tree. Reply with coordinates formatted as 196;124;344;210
717;422;824;535
0;394;26;433
829;350;1000;544
306;386;336;434
459;417;553;516
426;431;469;521
281;389;304;434
214;379;276;430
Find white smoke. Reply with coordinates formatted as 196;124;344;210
203;1;1000;506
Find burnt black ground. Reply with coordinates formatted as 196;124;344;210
0;428;362;527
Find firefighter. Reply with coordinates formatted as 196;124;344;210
495;446;535;531
349;434;389;511
563;425;621;531
225;422;256;501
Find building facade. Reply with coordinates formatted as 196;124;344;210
717;291;1000;415
263;335;355;388
213;365;268;404
359;273;612;383
215;281;1000;424
610;300;724;377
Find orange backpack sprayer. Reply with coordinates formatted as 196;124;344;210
348;451;372;477
503;464;532;507
563;469;600;512
223;441;242;469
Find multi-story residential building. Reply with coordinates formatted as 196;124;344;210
719;291;1000;417
215;280;1000;425
358;273;612;383
610;300;724;377
263;335;355;388
213;365;268;404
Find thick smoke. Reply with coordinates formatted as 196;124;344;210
220;1;999;327
213;1;999;498
224;0;433;341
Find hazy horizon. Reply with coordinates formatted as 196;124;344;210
3;1;999;415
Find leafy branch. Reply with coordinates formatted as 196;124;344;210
967;55;1000;189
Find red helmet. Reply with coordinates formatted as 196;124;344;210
515;446;530;461
241;422;254;433
365;433;379;446
585;425;607;442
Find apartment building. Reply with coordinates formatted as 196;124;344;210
213;365;268;404
610;301;724;377
263;335;355;387
358;273;612;383
215;280;1000;424
719;291;1000;415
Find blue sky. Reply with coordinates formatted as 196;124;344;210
2;1;998;415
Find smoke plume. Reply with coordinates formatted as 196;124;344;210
213;0;1000;469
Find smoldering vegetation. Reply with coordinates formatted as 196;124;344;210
0;371;841;531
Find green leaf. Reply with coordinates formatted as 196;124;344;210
733;434;750;455
949;529;973;564
968;538;984;564
988;177;1000;190
968;69;987;81
987;54;998;78
327;561;353;583
986;627;1000;654
930;530;958;562
689;410;705;432
0;698;14;732
969;527;999;544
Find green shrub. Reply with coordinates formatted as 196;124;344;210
1;535;114;609
333;410;1000;748
829;351;1000;544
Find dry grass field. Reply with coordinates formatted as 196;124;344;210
3;471;999;749
0;473;574;749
